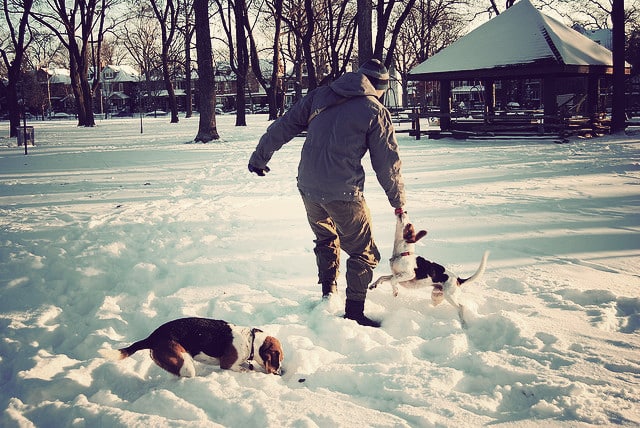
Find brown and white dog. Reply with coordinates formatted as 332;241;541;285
369;212;489;317
99;317;284;377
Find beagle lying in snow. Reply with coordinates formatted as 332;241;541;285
369;212;489;317
100;317;284;376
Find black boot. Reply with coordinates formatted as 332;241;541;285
344;299;381;328
322;281;337;299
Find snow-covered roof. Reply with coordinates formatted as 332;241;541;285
103;65;140;82
46;68;71;84
409;0;627;80
109;91;130;100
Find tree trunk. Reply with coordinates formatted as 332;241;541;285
4;0;33;137
193;0;219;142
8;83;20;139
234;0;248;126
150;0;180;123
357;0;373;65
268;0;283;120
184;0;194;118
69;52;88;126
301;0;317;90
162;50;180;123
611;0;626;133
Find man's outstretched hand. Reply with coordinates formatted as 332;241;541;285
248;164;270;176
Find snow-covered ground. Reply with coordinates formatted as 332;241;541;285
1;115;638;427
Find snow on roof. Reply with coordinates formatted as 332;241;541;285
48;68;71;84
104;65;140;82
409;0;616;77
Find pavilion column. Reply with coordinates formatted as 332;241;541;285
586;75;600;117
543;76;558;124
483;79;495;122
439;79;451;131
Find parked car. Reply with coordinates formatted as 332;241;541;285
51;112;73;119
145;110;168;117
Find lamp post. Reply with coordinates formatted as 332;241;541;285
47;67;52;119
17;82;28;155
137;89;143;134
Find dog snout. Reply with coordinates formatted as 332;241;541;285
266;354;282;375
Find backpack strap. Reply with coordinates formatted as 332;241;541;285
307;96;349;125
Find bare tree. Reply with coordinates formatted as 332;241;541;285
626;23;640;72
278;5;305;102
280;0;318;90
1;0;34;137
611;0;625;132
280;0;356;89
31;0;113;127
118;4;162;115
244;0;285;120
395;0;467;105
356;0;421;71
537;0;639;30
193;0;219;141
489;0;515;15
316;0;357;83
374;0;418;69
24;27;65;69
177;0;195;118
87;1;124;118
213;0;250;126
149;0;181;123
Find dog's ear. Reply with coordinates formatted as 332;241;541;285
402;224;415;242
259;337;283;375
403;224;427;243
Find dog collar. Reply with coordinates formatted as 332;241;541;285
390;251;413;263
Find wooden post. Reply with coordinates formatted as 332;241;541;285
413;106;421;140
439;79;451;131
543;76;558;123
483;79;495;123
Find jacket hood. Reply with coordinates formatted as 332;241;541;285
329;72;379;98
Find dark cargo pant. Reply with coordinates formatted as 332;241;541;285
301;194;381;302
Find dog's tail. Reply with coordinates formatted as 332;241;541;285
99;338;150;361
458;251;489;286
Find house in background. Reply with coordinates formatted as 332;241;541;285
90;65;140;116
35;68;74;115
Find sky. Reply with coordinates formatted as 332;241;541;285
0;114;639;427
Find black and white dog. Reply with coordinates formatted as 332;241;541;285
369;212;488;320
100;317;284;377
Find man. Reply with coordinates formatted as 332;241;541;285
248;59;405;327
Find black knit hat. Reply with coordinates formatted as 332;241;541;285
358;59;389;90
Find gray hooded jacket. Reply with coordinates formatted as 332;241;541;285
249;72;405;208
